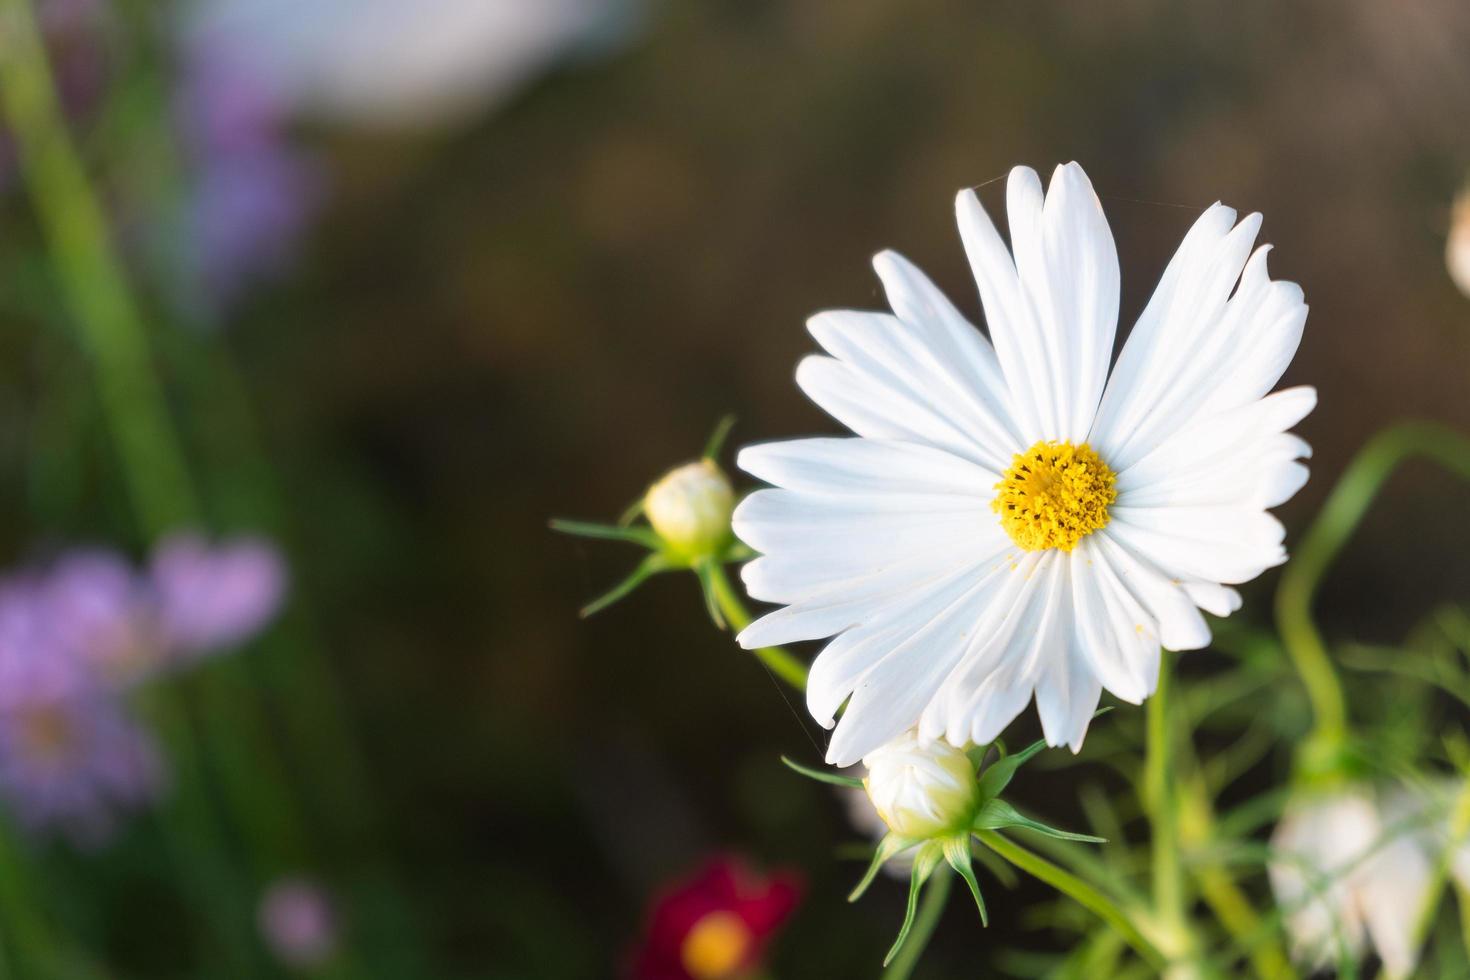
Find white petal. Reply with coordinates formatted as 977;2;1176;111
737;548;991;648
1072;538;1160;702
805;560;989;728
956;184;1046;442
1106;506;1287;586
824;557;1020;765
1182;582;1242;617
733;487;991;558
1038;162;1120;440
739;529;989;605
871;251;1023;454
1032;561;1103;750
1092;205;1283;470
955;164;1120;445
796;354;1001;471
1093;532;1210;651
918;553;1062;746
738;437;997;498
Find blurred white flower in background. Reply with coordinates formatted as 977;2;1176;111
1268;790;1430;979
186;0;643;130
1446;181;1470;298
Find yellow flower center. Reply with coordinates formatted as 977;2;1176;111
992;440;1117;552
680;911;753;979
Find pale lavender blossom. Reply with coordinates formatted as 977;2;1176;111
36;535;286;684
150;532;288;658
258;876;339;969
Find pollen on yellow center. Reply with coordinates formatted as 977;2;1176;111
679;910;752;980
992;440;1117;553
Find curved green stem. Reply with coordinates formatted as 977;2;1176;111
975;830;1165;970
879;868;951;980
705;563;809;690
1276;422;1470;760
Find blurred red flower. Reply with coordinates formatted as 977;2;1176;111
628;855;802;980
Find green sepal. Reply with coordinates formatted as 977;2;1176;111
941;835;988;927
975;707;1112;801
549;518;661;550
976;736;1048;801
965;744;990;772
779;756;864;789
616;498;645;527
884;843;945;967
849;833;916;902
577;552;672;618
703;414;738;461
723;541;756;562
694;560;726;629
973;799;1106;843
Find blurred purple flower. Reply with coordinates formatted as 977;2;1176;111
0;534;286;844
150;532;288;658
0;693;165;848
42;549;163;687
258;876;339;969
0;579;164;846
174;34;320;314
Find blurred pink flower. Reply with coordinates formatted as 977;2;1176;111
258;876;339;969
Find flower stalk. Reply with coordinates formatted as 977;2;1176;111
1277;421;1470;776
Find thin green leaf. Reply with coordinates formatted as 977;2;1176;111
780;756;864;789
550;518;660;549
578;553;671;617
973;799;1106;843
703;414;738;460
883;844;943;967
942;835;988;926
848;833;914;902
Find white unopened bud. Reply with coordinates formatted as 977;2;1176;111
863;732;979;839
645;460;735;560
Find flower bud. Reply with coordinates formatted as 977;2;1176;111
644;460;735;560
863;732;980;839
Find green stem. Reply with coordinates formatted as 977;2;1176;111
0;820;107;980
975;830;1165;970
1146;657;1189;956
705;563;809;690
879;868;951;980
1276;422;1470;761
0;0;197;536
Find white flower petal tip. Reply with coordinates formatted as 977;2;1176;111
737;162;1311;753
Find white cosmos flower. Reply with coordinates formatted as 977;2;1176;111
1268;790;1431;979
733;162;1314;766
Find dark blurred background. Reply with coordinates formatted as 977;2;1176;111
7;0;1470;976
